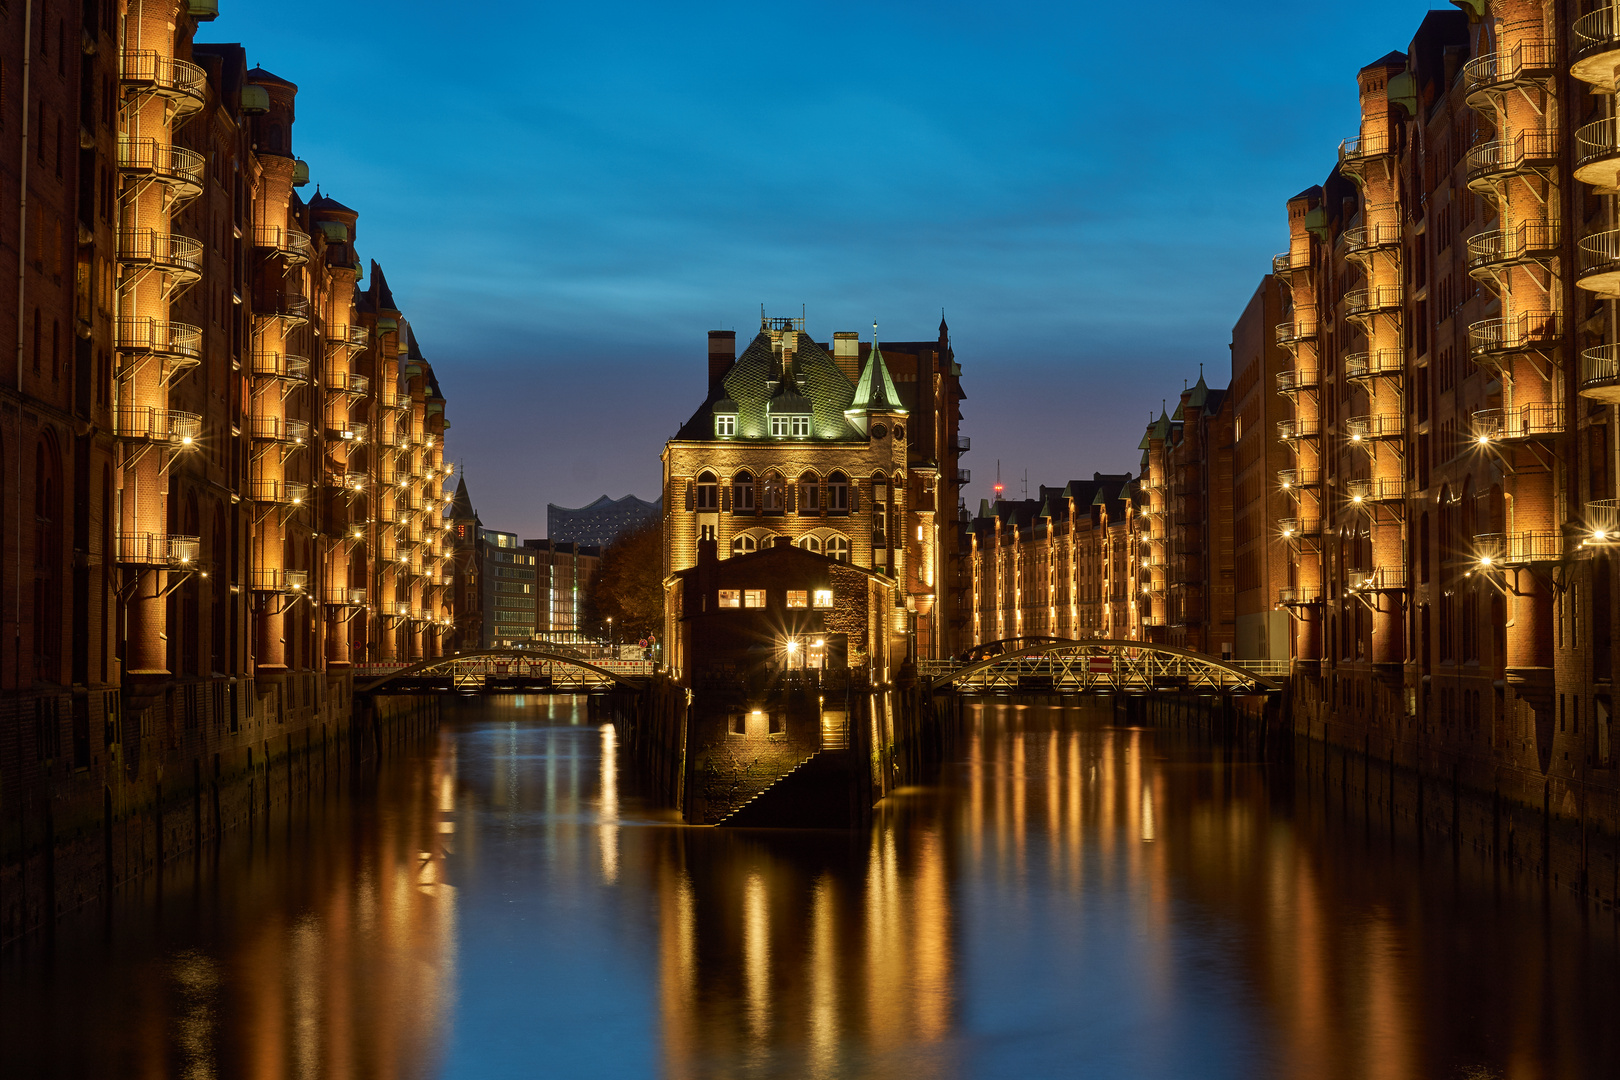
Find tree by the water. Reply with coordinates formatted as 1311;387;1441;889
588;517;663;643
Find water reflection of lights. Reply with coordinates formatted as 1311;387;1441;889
600;723;619;883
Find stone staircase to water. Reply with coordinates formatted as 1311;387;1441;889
716;750;857;829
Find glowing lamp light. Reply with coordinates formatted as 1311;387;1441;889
1595;530;1609;542
786;640;799;653
814;638;824;648
181;435;194;446
1282;528;1295;538
1479;555;1494;567
1352;495;1363;504
1350;433;1362;442
1477;435;1491;445
1281;480;1291;489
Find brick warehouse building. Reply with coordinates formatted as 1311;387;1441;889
1267;2;1620;825
0;1;455;938
961;1;1620;838
661;314;968;667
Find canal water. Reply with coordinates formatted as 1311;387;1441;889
4;696;1619;1079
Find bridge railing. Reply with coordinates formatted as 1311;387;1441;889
921;642;1284;693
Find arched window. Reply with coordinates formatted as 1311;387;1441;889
732;533;758;556
797;535;822;555
826;471;848;514
799;472;820;514
696;471;718;510
763;471;785;512
827;535;850;564
732;471;755;513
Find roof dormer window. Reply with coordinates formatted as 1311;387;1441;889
715;413;736;437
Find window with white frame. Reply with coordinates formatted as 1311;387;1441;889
715;413;736;437
770;415;788;437
696;471;718;510
827;536;850;563
733;472;755;511
791;415;810;437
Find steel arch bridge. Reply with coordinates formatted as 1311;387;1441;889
355;650;649;694
920;639;1285;694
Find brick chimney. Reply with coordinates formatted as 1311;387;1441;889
832;331;860;383
708;331;736;392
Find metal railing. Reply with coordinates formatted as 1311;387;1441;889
1276;367;1319;393
121;51;208;115
1272;249;1311;276
1278;517;1323;539
1275;313;1318;345
1474;530;1563;565
1345;414;1405;441
1581;344;1620;396
1343;284;1403;317
956;468;971;484
117;137;205;191
1344;350;1404;380
953;434;971;452
247;416;310;443
1347;565;1408;591
244;479;309;505
1467;220;1560;272
1345;476;1407;503
336;422;370;444
1277;417;1322;440
1277;586;1323;605
1472;402;1565;441
333;472;368;492
254;225;312;263
1469;129;1559;183
1463;39;1556;101
1468;310;1561;359
1574;7;1620;89
1576;117;1620;176
1577;228;1620;287
249;568;310;593
326;587;369;607
116;316;202;362
116;532;200;566
250;351;311;382
260;294;311;323
114;407;201;444
1339;130;1394;164
326;370;370;396
1278;468;1321;490
1344;217;1403;253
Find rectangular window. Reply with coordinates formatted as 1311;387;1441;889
771;415;788;437
715;414;735;437
743;589;766;608
791;415;810;437
812;589;834;609
786;590;808;608
718;589;741;608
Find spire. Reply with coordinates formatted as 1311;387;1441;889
845;321;908;432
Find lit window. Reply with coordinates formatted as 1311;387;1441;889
716;414;735;437
791;415;810;437
696;471;718;510
718;589;741;608
733;472;755;511
743;589;766;608
786;590;808;608
827;472;849;512
812;589;834;608
799;474;820;511
771;415;788;437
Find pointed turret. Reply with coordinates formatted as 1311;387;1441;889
845;328;908;434
369;259;399;314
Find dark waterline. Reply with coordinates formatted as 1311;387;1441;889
3;695;1618;1079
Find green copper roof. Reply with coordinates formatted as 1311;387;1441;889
847;341;907;418
1187;370;1209;410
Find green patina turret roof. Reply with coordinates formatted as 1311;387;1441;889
848;340;907;417
1187;369;1209;410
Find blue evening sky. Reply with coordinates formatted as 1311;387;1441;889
202;0;1440;537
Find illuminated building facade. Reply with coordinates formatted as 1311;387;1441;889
967;475;1145;647
1269;1;1620;823
0;0;455;932
661;314;967;671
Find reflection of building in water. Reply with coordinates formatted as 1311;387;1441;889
209;744;459;1080
651;822;957;1079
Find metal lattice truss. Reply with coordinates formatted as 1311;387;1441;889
355;650;648;694
920;639;1284;694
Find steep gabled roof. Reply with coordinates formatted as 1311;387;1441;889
369;260;399;314
674;331;861;441
848;340;906;417
448;476;478;525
